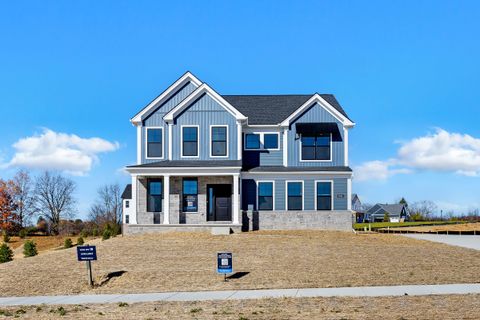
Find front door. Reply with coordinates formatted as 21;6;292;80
207;184;232;221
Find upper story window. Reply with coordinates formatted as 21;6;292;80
211;126;228;157
316;181;332;211
182;126;199;157
147;179;162;212
244;132;279;150
286;181;303;211
146;128;163;158
301;133;331;161
183;178;198;212
258;181;274;211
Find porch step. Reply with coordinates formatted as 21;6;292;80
211;226;231;235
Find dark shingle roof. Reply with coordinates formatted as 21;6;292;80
367;204;406;217
222;94;351;125
121;184;132;199
127;160;243;168
243;166;352;173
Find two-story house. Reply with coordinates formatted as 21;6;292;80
122;72;355;234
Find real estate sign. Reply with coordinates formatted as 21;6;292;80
217;252;233;274
77;245;97;261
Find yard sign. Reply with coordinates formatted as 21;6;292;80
217;252;233;281
77;245;97;287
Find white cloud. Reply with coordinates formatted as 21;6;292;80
7;129;119;175
355;128;480;182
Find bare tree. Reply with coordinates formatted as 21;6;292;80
410;200;438;221
89;183;122;226
34;171;76;235
11;170;35;228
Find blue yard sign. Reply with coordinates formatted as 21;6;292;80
77;245;97;261
217;252;233;274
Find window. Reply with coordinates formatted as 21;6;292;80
263;134;279;149
287;181;303;211
211;126;227;157
245;133;260;149
316;181;332;211
147;180;162;212
125;200;130;208
301;134;331;161
125;215;129;224
182;178;198;212
146;128;163;158
258;182;274;211
182;126;198;157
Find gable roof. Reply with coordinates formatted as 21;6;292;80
367;203;406;216
121;184;132;199
222;94;351;125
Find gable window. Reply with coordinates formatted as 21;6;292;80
316;181;332;211
211;126;228;157
146;128;163;158
183;178;198;212
263;134;279;149
258;181;274;211
245;133;260;150
286;181;303;211
147;179;162;212
182;126;199;157
301;133;331;161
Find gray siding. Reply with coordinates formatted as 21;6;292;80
241;175;348;211
287;103;345;167
172;93;238;160
141;81;197;164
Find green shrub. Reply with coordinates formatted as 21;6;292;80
111;223;121;237
64;238;73;249
77;237;84;245
0;243;13;263
19;229;28;239
92;227;99;237
80;230;89;238
2;231;10;243
102;229;111;241
23;240;38;257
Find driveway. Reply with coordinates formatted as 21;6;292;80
402;234;480;251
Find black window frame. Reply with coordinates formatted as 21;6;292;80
182;178;198;213
182;126;199;157
301;133;331;161
258;181;274;211
146;128;163;158
316;181;332;211
147;179;163;212
211;126;227;157
287;181;303;211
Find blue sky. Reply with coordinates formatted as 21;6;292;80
1;1;479;218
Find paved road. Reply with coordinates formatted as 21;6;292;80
1;284;480;306
402;234;480;251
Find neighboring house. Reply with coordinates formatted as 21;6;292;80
351;194;364;223
122;72;355;234
365;204;408;223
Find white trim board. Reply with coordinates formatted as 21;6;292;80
131;72;202;125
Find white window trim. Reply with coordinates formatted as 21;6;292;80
209;125;229;158
256;180;275;211
244;132;280;151
145;127;165;160
285;180;304;211
314;180;334;211
182;177;199;213
180;125;200;158
299;133;333;162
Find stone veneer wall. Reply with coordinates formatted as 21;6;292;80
136;176;233;225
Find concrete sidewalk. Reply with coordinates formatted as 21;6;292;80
1;284;480;306
402;234;480;251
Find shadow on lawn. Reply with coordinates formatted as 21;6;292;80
226;272;250;280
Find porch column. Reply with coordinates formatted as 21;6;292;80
130;175;137;224
232;174;240;224
163;175;170;224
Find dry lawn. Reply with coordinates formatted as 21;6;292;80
1;294;479;319
4;236;97;252
1;230;480;297
390;222;480;233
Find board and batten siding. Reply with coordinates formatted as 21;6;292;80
287;103;345;167
243;131;283;166
141;81;197;164
171;93;238;160
241;176;348;211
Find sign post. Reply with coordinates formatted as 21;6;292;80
217;252;233;282
77;245;97;287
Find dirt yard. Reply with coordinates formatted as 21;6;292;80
1;294;479;319
389;222;480;233
1;231;480;297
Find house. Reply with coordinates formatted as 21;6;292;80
365;204;408;223
122;72;355;234
351;194;365;222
